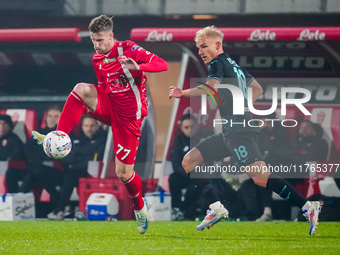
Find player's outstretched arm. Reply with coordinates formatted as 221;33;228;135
138;54;168;72
169;78;220;99
120;54;168;72
169;86;184;99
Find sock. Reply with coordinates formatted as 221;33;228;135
264;207;272;216
57;91;85;134
301;201;312;213
123;171;144;210
209;201;223;210
193;179;219;205
266;173;307;208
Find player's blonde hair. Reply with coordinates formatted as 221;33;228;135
194;26;224;42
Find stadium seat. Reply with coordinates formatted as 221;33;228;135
0;109;38;143
78;177;135;220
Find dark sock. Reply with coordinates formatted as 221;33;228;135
266;173;307;208
260;187;272;208
193;179;219;205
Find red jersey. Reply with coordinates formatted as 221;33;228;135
92;40;168;120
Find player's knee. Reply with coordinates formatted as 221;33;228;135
116;172;127;181
73;83;93;98
115;169;131;182
252;177;267;188
182;155;190;174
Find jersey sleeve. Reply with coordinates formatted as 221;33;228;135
127;41;168;72
207;59;224;82
242;67;254;86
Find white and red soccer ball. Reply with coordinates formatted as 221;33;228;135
43;131;72;159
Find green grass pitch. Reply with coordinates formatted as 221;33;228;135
0;221;339;254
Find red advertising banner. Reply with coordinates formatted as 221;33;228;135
130;27;340;42
0;28;82;42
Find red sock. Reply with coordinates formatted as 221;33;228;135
57;91;85;134
124;171;144;210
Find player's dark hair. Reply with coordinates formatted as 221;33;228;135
88;15;114;33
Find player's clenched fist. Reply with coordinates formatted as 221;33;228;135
119;55;140;71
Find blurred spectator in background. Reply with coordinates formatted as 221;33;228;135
256;113;291;159
238;112;291;221
0;114;24;161
168;113;212;220
284;120;328;163
5;105;62;193
267;119;329;186
44;115;107;220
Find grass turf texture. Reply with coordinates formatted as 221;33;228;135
0;221;339;254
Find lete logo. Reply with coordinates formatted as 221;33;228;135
248;29;276;41
298;29;325;41
145;30;173;42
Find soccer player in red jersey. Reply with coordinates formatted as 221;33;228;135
32;15;168;233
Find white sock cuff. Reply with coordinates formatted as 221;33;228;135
302;201;312;212
264;207;272;215
209;201;222;210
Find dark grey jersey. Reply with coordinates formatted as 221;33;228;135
206;53;257;134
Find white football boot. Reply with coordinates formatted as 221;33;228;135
255;213;273;222
47;211;64;221
32;130;45;145
196;201;229;231
303;201;322;235
134;198;149;234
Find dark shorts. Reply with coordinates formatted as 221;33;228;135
196;132;264;166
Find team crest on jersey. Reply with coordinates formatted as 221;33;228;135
103;57;116;64
132;45;140;51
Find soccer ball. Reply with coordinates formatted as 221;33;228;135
43;131;72;159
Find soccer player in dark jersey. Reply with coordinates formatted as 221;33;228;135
169;26;321;235
32;15;168;234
